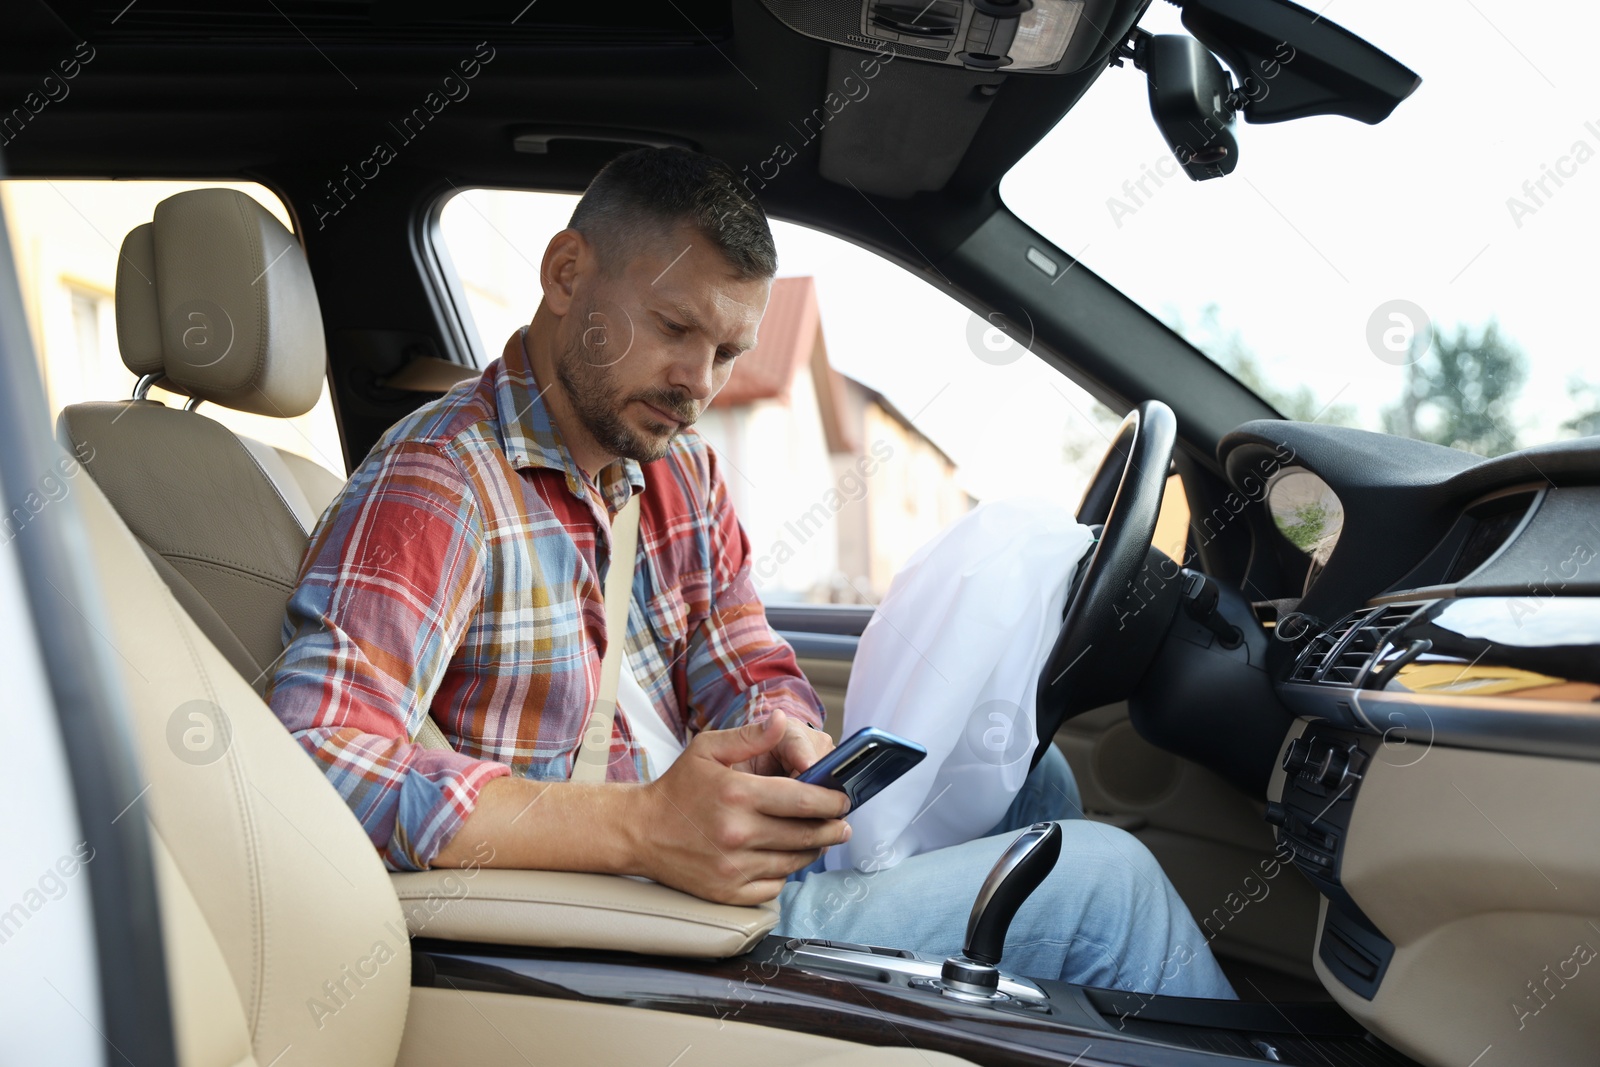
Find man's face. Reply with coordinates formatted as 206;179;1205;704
554;223;769;465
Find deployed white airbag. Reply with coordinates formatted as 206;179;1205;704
827;497;1094;872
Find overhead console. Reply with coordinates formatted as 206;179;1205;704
757;0;1137;74
760;0;1417;193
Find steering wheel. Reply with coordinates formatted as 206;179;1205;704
1033;400;1179;767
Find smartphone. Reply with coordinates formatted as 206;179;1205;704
797;726;926;810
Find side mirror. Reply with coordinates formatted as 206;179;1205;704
1142;34;1240;181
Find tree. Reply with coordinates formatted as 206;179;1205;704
1381;321;1526;456
1061;400;1124;469
1564;378;1600;438
1167;304;1359;425
1276;500;1331;551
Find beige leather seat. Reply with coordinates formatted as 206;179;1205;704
77;463;411;1067
58;188;343;691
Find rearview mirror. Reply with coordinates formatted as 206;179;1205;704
1124;0;1419;182
1179;0;1420;125
1143;35;1239;181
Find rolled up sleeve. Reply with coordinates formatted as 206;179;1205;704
265;441;510;871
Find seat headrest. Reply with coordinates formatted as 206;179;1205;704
115;188;325;418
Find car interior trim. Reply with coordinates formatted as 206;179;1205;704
1321;742;1600;1065
1351;689;1600;763
0;174;179;1065
388;869;782;960
777;630;861;661
397;983;982;1067
414;186;487;371
413;935;1421;1066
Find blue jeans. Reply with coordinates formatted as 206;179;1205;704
774;745;1236;999
985;741;1085;833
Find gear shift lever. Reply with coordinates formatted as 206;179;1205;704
940;821;1062;1000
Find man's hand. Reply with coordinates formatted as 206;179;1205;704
739;712;835;778
628;710;851;904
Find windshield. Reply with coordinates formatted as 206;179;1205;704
1003;0;1598;457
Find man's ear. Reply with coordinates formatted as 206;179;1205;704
540;228;587;317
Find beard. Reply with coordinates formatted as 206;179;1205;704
554;301;697;465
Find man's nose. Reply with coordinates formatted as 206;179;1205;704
667;347;718;402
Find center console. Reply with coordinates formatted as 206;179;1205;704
1267;724;1393;999
412;931;1420;1066
411;817;1423;1066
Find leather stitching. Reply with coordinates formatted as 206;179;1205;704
168;556;297;592
154;572;272;1039
218;418;318;536
391;889;773;933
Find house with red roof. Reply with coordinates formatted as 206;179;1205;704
695;276;973;603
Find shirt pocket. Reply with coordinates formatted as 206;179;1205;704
644;584;688;650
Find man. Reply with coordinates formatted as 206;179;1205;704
267;147;1233;997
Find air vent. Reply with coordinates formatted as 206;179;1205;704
1291;611;1364;683
1291;605;1423;687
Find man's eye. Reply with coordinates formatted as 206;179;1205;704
715;349;739;364
662;319;689;335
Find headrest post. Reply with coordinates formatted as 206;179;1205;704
132;372;166;401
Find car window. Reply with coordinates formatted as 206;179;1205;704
1003;0;1599;457
439;188;1121;603
0;180;346;475
1153;473;1190;564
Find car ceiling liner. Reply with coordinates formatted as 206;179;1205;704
760;0;1419;192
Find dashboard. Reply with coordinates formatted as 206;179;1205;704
1210;421;1600;1066
1278;481;1600;760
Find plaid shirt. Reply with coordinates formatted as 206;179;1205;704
265;330;826;871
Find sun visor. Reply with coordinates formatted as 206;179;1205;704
815;50;1001;198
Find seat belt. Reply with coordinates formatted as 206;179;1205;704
409;492;642;767
412;712;453;751
571;491;641;781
